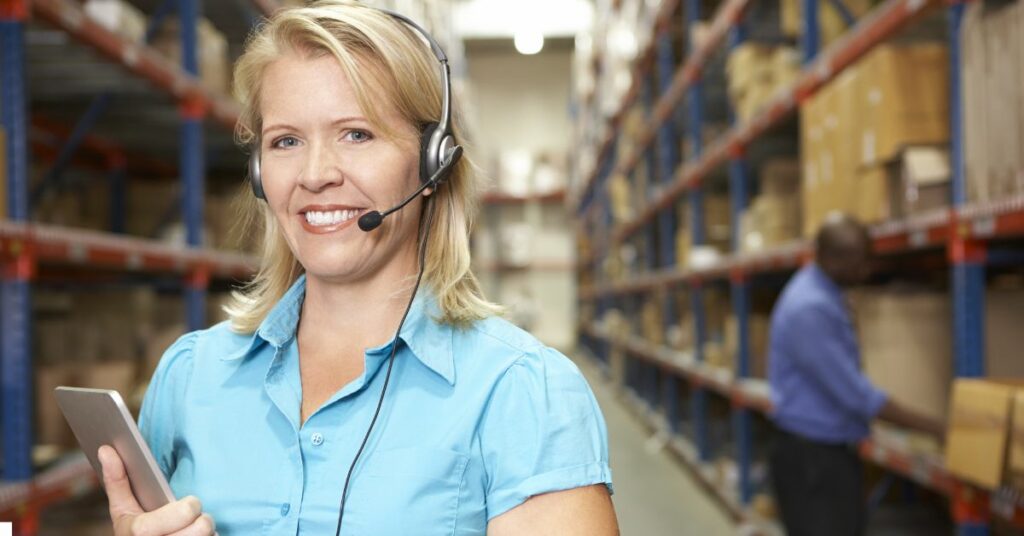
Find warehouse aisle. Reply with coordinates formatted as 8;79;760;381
574;354;734;536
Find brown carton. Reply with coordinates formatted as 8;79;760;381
856;45;950;168
945;379;1024;489
855;289;952;423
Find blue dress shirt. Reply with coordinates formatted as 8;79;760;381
139;275;612;535
768;264;888;444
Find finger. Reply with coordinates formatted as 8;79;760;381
98;445;143;520
168;513;217;536
130;496;204;536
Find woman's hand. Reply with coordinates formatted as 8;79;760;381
98;445;217;536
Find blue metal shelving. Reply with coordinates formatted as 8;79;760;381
0;0;273;530
1;0;34;483
575;0;1024;531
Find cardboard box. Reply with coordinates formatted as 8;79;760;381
801;88;824;236
854;165;893;224
856;44;950;168
760;158;800;197
641;300;664;345
781;0;872;46
945;379;1023;489
152;17;230;95
856;147;951;223
35;363;80;448
987;288;1024;378
855;289;952;423
84;0;147;43
724;314;770;378
963;1;1024;202
1010;391;1024;491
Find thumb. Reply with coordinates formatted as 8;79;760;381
98;445;144;521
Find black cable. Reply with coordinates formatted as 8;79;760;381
334;195;437;536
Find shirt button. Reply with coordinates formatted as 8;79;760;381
280;503;290;516
311;432;324;446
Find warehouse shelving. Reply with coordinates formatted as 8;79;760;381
578;325;1024;527
573;0;1024;534
0;0;282;531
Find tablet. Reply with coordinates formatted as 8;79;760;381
54;387;176;512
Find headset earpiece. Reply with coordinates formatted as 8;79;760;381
249;145;266;200
419;122;439;185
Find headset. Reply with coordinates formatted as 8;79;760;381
247;8;463;232
244;7;463;535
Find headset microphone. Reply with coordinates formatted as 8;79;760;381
357;145;462;232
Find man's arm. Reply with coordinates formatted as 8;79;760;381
877;400;946;439
487;485;619;536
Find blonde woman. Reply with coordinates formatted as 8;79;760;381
96;2;617;534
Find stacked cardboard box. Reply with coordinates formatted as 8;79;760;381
780;0;872;48
740;159;801;253
801;44;949;234
84;0;148;43
726;44;800;122
946;380;1024;491
609;173;633;224
723;313;770;378
963;1;1024;203
675;195;732;268
854;289;953;423
641;299;664;345
152;17;231;95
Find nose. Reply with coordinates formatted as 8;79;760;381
298;141;344;193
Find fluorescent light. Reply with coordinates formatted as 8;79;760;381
514;31;544;55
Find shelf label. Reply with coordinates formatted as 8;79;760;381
910;462;931;486
972;216;996;238
2;521;11;536
909;230;928;248
69;243;88;263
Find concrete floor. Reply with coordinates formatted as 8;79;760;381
573;354;735;536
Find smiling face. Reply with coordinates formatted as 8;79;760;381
258;51;426;286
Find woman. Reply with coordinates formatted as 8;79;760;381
97;2;617;534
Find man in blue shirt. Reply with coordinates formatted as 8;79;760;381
768;214;944;536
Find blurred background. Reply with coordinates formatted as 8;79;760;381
1;0;1023;534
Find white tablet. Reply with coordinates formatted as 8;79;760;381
54;387;175;512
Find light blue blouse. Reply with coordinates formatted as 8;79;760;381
138;275;613;535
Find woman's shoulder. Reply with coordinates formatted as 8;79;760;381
151;320;255;378
454;315;585;384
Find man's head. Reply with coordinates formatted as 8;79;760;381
815;213;872;287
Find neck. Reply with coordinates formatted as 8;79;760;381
299;248;423;354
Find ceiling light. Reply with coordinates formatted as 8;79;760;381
514;30;544;55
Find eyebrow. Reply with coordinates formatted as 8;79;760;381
261;116;369;137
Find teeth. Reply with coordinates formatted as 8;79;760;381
304;209;359;226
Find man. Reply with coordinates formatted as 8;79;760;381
767;213;944;536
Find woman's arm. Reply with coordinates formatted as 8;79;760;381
487;485;619;536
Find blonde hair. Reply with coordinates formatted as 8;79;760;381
225;0;501;333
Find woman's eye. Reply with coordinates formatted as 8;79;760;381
345;130;372;143
271;136;300;149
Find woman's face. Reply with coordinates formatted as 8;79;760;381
258;52;425;285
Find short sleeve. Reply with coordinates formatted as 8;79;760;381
138;332;198;479
478;346;613;521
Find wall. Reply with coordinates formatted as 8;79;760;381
465;40;576;349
